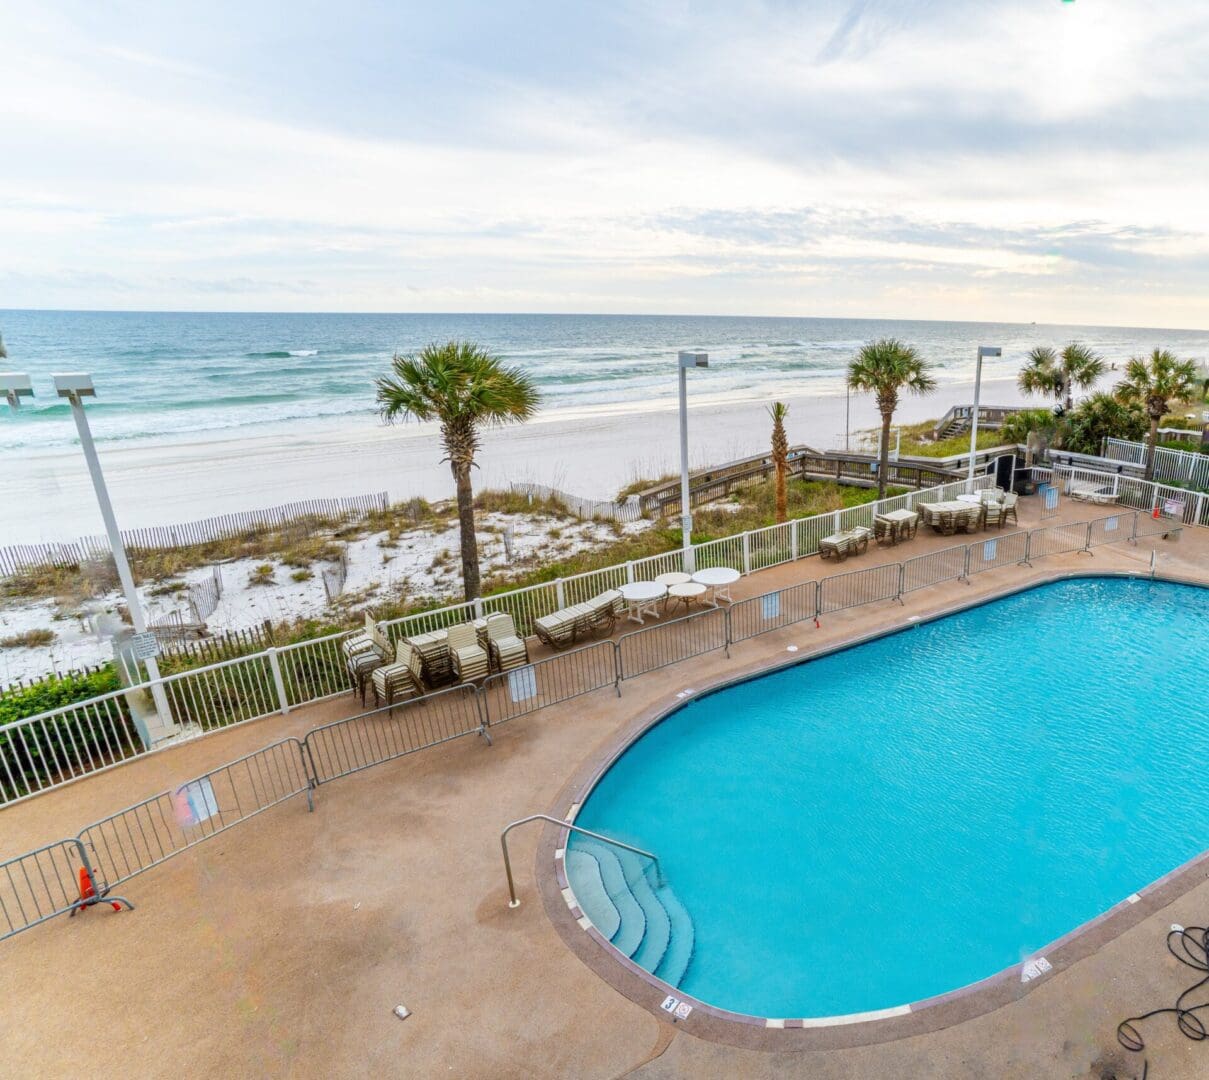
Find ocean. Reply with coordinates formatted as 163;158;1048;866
3;310;1208;454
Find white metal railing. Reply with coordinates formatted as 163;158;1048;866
1103;437;1209;492
14;468;1206;808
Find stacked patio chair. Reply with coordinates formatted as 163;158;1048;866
410;629;454;686
343;613;390;704
371;640;423;710
1002;492;1019;527
448;622;489;682
533;590;624;650
484;613;529;672
958;506;985;534
819;525;872;561
586;590;624;634
534;608;578;650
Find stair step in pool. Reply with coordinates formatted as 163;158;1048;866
574;841;645;957
564;850;620;940
566;838;697;989
652;881;695;988
610;847;671;975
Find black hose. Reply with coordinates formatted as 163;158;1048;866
1116;923;1209;1078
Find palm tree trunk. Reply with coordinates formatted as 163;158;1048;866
451;462;481;600
1144;416;1159;481
774;463;787;523
877;411;892;499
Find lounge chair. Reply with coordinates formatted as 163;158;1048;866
586;590;623;634
534;609;577;650
485;613;529;672
448;623;489;681
819;526;871;561
371;640;422;710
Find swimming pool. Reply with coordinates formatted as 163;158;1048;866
565;577;1209;1020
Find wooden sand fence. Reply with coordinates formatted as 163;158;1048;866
0;493;388;580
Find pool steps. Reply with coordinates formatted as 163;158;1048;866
568;840;695;988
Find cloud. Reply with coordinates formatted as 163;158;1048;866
0;1;1208;326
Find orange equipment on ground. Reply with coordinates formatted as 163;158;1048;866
77;867;121;912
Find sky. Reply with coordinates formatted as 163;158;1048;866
2;0;1209;327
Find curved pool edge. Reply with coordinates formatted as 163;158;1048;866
536;568;1209;1051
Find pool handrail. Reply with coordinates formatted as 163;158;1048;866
500;813;661;909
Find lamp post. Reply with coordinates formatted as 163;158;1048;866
1;371;173;732
677;351;709;572
969;345;1002;486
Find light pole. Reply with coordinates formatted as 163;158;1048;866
677;351;709;571
969;345;1002;486
1;371;173;732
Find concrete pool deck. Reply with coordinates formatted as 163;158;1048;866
1;502;1207;1078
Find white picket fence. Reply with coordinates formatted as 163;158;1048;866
5;463;1203;808
1103;437;1209;491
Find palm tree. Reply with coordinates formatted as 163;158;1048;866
768;401;789;523
1017;342;1105;413
847;339;937;499
375;341;540;601
1114;348;1199;480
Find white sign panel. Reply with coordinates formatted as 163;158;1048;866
174;777;219;827
131;631;160;660
508;665;537;703
761;592;780;620
982;539;997;561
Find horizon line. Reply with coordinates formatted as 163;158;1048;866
1;308;1207;336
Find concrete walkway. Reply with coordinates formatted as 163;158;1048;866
1;503;1205;1079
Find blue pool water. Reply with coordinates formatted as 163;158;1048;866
567;578;1209;1018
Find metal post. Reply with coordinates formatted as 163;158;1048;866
267;647;290;715
970;346;1001;488
678;363;693;573
845;381;851;452
677;351;708;574
63;388;173;729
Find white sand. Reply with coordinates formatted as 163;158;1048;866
0;508;652;684
4;375;1046;545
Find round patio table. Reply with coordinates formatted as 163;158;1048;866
667;581;707;614
617;580;668;624
955;493;983;504
654;571;693;587
690;566;741;606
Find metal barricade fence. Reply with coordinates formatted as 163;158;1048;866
480;641;617;727
966;530;1029;575
617;608;728;680
1027;521;1092;559
302;684;484;785
901;544;967;594
0;839;128;942
729;581;818;643
1087;511;1138;549
1134;513;1184;542
818;563;902;614
77;738;312;889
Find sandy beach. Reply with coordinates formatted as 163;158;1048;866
5;375;1046;544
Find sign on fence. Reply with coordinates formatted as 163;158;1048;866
507;666;538;703
175;778;219;827
761;592;781;620
131;631;160;660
